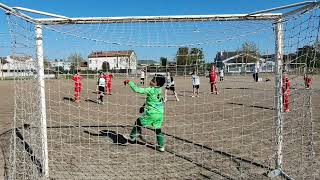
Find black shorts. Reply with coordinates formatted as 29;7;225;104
98;86;105;93
193;85;200;89
166;85;175;91
140;78;145;81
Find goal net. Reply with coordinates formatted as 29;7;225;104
1;2;320;179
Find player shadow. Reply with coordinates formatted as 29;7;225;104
177;90;193;94
83;129;156;150
224;87;250;90
84;98;99;104
63;97;74;102
83;130;128;145
227;102;275;110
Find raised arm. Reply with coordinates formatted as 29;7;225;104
128;81;150;94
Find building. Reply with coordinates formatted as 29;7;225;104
88;50;137;73
0;55;36;79
79;61;88;71
215;51;275;73
50;60;72;71
138;60;159;66
1;55;35;71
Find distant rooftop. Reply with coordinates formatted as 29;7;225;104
88;50;134;58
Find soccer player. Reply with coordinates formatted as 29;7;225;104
97;73;106;104
105;72;113;95
304;74;312;89
252;64;259;82
282;73;291;113
140;68;146;85
124;75;166;152
209;65;219;94
219;68;224;81
192;70;200;97
164;72;179;102
72;72;82;103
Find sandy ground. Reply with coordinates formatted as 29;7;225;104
0;74;319;179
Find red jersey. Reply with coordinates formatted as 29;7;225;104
282;76;291;95
104;74;113;85
304;76;312;87
209;68;217;83
72;74;82;88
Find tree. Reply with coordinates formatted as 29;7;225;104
43;56;51;69
238;42;260;64
239;42;259;55
68;53;85;72
189;48;204;65
176;47;204;65
160;57;167;67
55;66;65;73
102;61;109;72
296;45;320;69
176;47;189;65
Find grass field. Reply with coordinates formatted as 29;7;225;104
0;74;319;179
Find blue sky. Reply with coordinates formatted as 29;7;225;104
0;0;315;62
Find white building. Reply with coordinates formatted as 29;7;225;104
50;60;72;71
0;55;36;79
88;50;137;73
1;55;35;71
215;51;275;73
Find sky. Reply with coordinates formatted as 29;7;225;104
0;0;315;62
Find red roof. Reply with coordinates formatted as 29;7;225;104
88;50;134;58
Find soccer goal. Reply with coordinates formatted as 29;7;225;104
0;1;319;179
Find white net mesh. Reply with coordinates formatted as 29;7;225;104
2;4;320;180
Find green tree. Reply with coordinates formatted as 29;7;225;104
160;57;167;67
102;61;109;72
296;45;320;69
176;47;189;65
55;66;65;73
176;47;205;65
190;48;204;65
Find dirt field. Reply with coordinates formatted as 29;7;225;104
0;74;319;179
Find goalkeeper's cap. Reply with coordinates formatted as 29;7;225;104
152;74;166;87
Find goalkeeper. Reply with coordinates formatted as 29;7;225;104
124;75;166;152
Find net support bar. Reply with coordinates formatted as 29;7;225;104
248;1;316;16
0;3;36;23
35;24;49;178
282;2;320;18
13;6;71;20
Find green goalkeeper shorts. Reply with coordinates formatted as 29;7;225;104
139;111;164;129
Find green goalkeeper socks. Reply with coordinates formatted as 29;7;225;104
130;119;142;140
156;129;165;148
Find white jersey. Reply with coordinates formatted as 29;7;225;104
219;69;224;77
253;65;259;73
140;70;145;78
98;77;106;87
166;76;174;87
192;75;200;85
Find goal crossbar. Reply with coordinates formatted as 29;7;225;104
0;1;318;25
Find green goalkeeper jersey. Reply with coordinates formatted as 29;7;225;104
128;81;164;129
